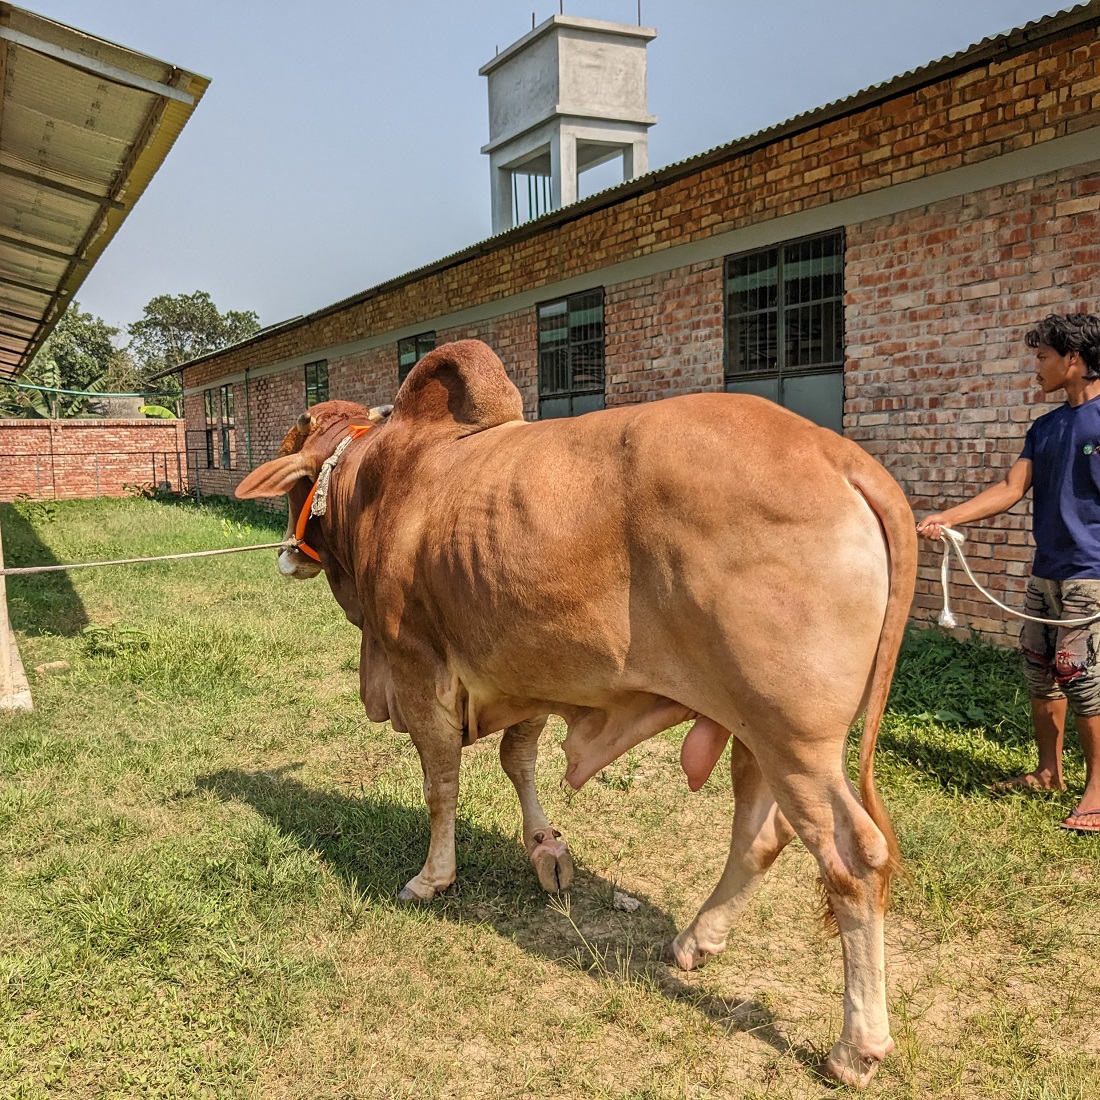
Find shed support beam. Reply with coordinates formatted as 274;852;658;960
0;25;194;105
0;231;84;264
0;272;55;297
0;163;124;209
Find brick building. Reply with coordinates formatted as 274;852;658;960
178;5;1100;643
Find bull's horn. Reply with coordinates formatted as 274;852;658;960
367;404;394;423
296;412;314;435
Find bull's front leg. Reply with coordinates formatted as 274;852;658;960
401;723;463;902
500;717;574;892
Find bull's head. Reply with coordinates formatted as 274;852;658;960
235;400;393;579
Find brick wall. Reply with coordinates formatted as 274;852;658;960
847;160;1100;636
605;261;725;406
0;419;187;502
329;346;398;410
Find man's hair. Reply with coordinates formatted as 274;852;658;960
1025;313;1100;379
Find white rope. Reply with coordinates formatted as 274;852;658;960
309;433;356;519
937;526;1100;628
0;540;294;577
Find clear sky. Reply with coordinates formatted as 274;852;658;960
26;0;1075;336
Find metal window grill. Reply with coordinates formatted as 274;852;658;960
219;384;235;470
201;385;237;470
203;387;224;469
397;332;436;382
725;231;843;379
304;360;329;406
537;291;605;419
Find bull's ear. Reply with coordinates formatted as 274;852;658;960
235;453;319;499
367;403;393;424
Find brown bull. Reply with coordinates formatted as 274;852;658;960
236;339;917;1088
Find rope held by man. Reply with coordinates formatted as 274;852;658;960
936;526;1100;628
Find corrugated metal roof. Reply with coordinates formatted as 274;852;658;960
179;1;1100;376
0;3;209;379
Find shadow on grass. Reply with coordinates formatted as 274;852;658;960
877;624;1047;794
196;764;811;1067
1;501;89;636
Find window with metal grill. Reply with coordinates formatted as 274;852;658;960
398;332;436;382
537;290;605;419
203;389;215;468
219;384;234;469
304;360;328;406
203;384;235;469
724;230;844;432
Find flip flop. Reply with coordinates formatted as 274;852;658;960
1058;808;1100;833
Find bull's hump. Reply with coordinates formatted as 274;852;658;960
392;339;524;436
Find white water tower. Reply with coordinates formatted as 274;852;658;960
481;14;657;233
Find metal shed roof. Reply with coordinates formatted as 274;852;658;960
0;3;208;380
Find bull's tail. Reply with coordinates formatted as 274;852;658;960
849;467;918;888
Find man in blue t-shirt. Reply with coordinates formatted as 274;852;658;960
918;313;1100;834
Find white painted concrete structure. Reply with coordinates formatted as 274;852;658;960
481;15;656;233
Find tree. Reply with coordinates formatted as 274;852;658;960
97;344;145;396
127;291;261;404
0;303;118;418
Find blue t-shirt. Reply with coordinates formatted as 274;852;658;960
1021;394;1100;579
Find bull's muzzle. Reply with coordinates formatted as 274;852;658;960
277;547;323;579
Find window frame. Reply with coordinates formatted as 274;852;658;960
202;384;236;469
536;288;606;420
723;228;845;432
203;388;216;468
398;332;436;383
304;359;329;406
219;383;234;469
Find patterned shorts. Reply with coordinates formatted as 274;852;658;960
1020;576;1100;716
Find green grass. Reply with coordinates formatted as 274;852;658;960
1;496;1097;1099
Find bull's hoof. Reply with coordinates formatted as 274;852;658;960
530;829;574;892
662;933;710;971
398;875;448;902
823;1036;893;1089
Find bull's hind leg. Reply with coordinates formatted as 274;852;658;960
500;717;574;892
766;764;895;1089
667;737;795;969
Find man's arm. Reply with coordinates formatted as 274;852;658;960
916;458;1033;541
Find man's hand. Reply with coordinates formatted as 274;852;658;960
917;514;949;541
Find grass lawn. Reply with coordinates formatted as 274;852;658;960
1;495;1097;1099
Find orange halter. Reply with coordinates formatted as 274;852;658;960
292;424;373;562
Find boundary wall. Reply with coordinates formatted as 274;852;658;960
0;419;187;502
